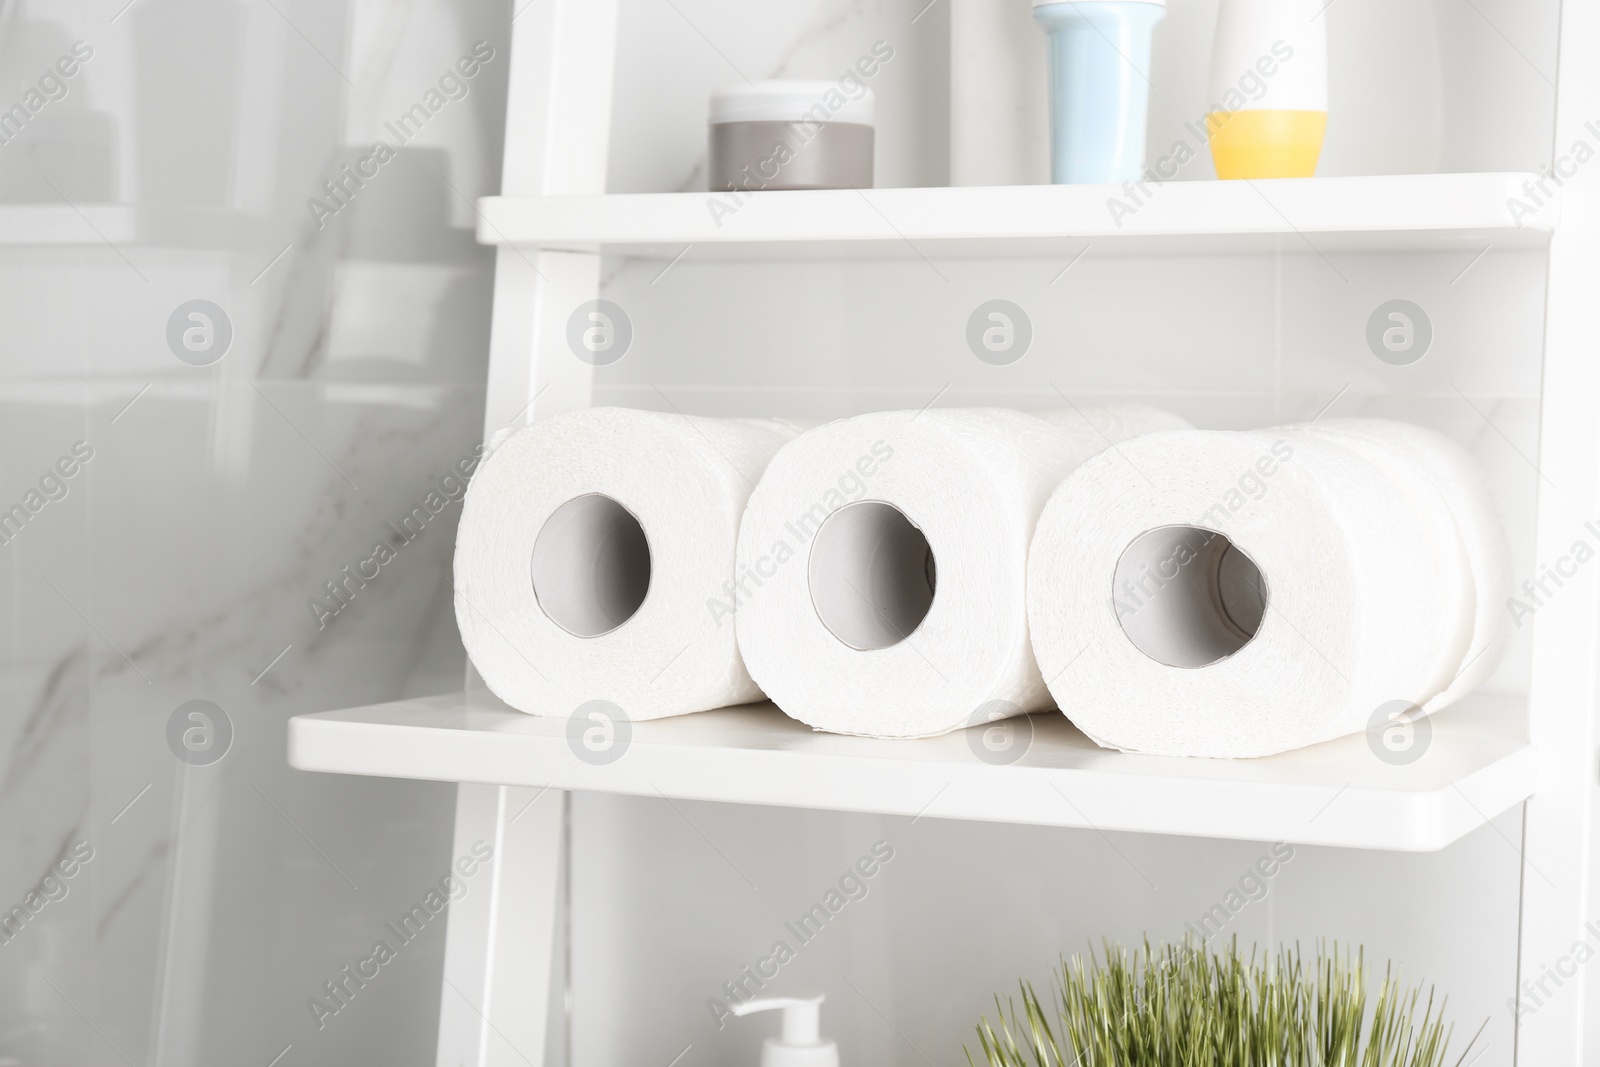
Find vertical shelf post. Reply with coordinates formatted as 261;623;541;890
482;0;618;429
441;2;618;1065
437;785;567;1067
1515;1;1600;1061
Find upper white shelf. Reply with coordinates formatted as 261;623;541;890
0;204;260;249
475;173;1554;259
0;204;137;246
288;690;1532;852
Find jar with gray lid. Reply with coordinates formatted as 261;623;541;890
708;81;874;193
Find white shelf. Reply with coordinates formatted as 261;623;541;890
0;204;260;248
475;173;1554;259
288;690;1532;852
0;204;136;245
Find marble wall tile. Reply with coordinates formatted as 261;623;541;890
0;0;505;1064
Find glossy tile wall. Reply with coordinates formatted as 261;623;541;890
0;1;502;1063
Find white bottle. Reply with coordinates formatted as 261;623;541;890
1207;0;1328;178
731;993;840;1067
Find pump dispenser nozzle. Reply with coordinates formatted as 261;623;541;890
731;993;840;1067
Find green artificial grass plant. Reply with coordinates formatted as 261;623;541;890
968;939;1485;1067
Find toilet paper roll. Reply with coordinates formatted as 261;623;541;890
735;405;1188;738
1038;404;1196;452
1295;418;1508;710
1027;427;1474;757
454;406;802;719
1289;419;1474;707
1396;426;1510;708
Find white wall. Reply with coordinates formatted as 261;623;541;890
573;797;1523;1066
574;242;1542;1066
569;1;1557;1064
607;0;1560;193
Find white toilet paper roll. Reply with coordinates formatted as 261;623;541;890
736;405;1188;738
1288;419;1474;707
1401;430;1510;709
454;407;802;719
1294;418;1507;710
1027;427;1472;757
1038;404;1196;451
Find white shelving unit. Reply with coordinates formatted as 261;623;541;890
291;691;1532;852
285;1;1600;1064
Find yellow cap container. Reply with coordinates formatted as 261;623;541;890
1207;0;1327;179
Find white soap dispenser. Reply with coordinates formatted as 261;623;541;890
731;993;840;1067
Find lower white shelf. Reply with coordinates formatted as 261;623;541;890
287;690;1532;852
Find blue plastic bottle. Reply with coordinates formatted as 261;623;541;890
1032;0;1166;184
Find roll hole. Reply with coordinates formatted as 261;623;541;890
530;494;652;638
808;501;937;651
1112;525;1266;669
